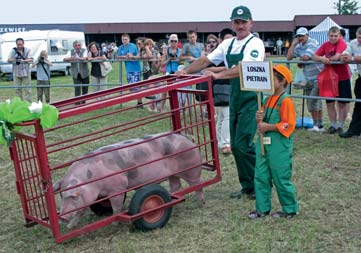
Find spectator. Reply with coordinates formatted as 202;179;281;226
7;38;33;102
161;34;181;74
32;50;52;103
177;5;265;199
63;40;89;99
287;27;324;132
276;38;283;55
180;30;205;64
208;28;235;155
313;26;352;134
205;34;218;55
248;64;298;219
284;39;290;55
142;38;161;78
87;42;107;93
116;34;143;107
339;27;361;138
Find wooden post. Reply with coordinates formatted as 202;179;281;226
257;92;264;156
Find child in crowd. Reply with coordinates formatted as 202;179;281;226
248;64;299;219
312;26;351;134
32;50;52;103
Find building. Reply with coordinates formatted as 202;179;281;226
1;14;359;49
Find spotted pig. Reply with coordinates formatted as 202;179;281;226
53;133;204;228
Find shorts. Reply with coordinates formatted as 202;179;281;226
326;79;352;104
304;82;322;111
127;71;141;91
127;71;141;84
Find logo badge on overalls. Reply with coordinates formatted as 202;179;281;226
251;50;259;58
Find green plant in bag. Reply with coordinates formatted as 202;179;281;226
0;97;59;146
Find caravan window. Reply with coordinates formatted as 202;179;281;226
50;40;65;53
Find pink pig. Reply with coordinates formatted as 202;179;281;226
53;133;204;228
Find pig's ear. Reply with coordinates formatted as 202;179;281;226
53;180;62;192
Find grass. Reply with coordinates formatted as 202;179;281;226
0;61;361;252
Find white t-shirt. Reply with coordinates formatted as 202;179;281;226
207;33;265;69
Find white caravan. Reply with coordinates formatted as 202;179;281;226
0;30;86;76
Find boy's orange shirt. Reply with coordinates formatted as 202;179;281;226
262;95;296;138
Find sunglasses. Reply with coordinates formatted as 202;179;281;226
170;40;178;43
207;40;216;44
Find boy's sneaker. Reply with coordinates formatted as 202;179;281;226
272;211;298;218
248;210;270;219
308;126;320;132
318;125;325;132
328;126;337;134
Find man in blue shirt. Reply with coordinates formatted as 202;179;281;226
116;34;143;107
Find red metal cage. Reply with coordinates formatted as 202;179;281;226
8;74;221;243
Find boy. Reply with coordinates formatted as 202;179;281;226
248;64;299;219
312;26;351;134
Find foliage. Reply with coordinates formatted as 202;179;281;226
334;0;360;14
0;97;58;146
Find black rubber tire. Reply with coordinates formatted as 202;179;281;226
128;184;173;231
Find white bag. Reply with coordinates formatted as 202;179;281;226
100;61;113;77
293;67;307;89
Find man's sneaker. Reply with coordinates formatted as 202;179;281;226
272;211;298;218
248;210;270;219
328;126;337;134
308;126;320;132
339;131;360;138
336;127;343;134
222;146;232;155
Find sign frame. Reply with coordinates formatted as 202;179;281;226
238;61;274;93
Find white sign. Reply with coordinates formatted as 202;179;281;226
238;61;274;93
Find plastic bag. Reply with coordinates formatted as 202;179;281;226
100;61;113;77
317;66;339;97
293;67;307;89
296;116;313;128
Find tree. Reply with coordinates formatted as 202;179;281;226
334;0;360;14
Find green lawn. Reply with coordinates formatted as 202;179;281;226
0;61;360;252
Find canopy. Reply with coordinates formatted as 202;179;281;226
308;16;349;45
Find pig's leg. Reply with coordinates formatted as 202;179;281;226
169;176;182;193
109;194;125;213
178;171;205;206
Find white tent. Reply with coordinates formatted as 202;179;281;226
308;16;349;45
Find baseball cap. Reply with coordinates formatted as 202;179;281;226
230;6;252;21
273;64;292;84
296;27;308;36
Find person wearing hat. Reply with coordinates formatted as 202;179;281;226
176;5;265;199
287;27;324;132
248;64;299;219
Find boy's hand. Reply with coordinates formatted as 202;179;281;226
256;110;264;123
257;122;268;133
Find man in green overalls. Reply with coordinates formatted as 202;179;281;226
177;5;265;199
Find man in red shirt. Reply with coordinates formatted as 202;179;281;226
313;26;352;134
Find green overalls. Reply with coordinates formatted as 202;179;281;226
226;37;257;192
254;94;299;214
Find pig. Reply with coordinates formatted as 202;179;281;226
53;132;204;228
